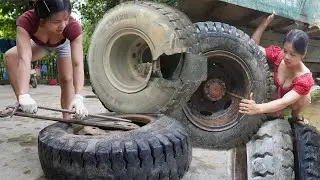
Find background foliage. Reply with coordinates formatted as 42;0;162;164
0;1;33;38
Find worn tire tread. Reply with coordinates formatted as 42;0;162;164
38;116;192;179
292;123;320;180
178;21;270;149
247;119;295;180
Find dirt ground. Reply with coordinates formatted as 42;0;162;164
0;85;233;180
1;85;319;180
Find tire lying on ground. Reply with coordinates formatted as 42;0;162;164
38;114;192;179
88;1;207;114
291;122;320;180
177;21;271;149
247;119;295;180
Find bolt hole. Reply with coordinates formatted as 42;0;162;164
223;100;232;109
136;43;141;47
214;63;224;68
200;111;212;116
132;53;137;59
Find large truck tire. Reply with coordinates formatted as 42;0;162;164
292;123;320;180
177;21;271;149
38;114;192;179
88;1;207;114
247;119;295;180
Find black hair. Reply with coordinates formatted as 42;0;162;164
26;1;36;11
283;29;309;55
34;0;71;19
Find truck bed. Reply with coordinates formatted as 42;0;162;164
178;0;320;74
179;0;320;40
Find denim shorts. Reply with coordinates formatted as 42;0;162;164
31;39;71;59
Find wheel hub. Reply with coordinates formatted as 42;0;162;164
204;78;226;101
183;50;253;132
104;29;157;94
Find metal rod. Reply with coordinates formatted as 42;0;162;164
226;91;246;99
38;106;132;122
14;112;137;130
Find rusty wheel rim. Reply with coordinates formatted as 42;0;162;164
104;29;157;94
183;50;253;132
70;114;153;136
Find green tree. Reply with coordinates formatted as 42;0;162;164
0;1;32;38
73;0;121;53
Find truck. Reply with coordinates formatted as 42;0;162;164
88;0;320;147
38;0;320;179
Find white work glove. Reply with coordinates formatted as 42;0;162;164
69;94;88;120
18;94;38;114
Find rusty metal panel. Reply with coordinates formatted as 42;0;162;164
219;0;320;27
230;146;247;180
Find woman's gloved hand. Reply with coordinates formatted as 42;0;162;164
69;94;88;119
18;94;38;114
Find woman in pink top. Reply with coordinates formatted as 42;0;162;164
4;0;88;119
239;13;314;124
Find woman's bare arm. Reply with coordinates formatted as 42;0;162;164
256;90;301;114
15;27;32;96
239;90;302;115
70;35;84;95
251;12;275;45
251;12;275;56
252;24;268;45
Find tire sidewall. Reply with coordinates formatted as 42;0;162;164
88;2;204;113
173;108;262;149
178;22;269;149
38;114;192;179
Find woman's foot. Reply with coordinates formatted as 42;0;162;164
290;116;309;125
0;103;19;117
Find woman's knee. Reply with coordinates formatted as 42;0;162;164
59;75;73;85
4;50;18;67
